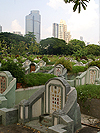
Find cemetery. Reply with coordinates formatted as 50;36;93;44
0;54;100;132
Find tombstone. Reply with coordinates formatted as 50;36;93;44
22;59;31;68
18;77;81;132
37;60;46;67
74;62;83;66
30;63;36;72
75;66;100;86
0;71;16;108
48;64;67;79
87;66;100;84
0;71;18;126
13;59;18;63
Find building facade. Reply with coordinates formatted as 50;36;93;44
25;10;41;43
52;20;71;43
13;31;23;36
52;23;59;38
0;25;2;33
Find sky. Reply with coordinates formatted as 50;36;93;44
0;0;99;45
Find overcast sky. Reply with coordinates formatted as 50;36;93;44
0;0;99;44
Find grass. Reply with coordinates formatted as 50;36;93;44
76;84;100;102
24;72;56;87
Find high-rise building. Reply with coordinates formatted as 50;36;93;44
13;31;23;36
58;19;71;43
53;23;59;38
80;36;83;41
52;20;71;43
0;25;2;33
25;10;41;43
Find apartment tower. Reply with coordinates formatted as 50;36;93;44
53;20;71;43
53;23;59;38
25;10;41;43
0;25;2;33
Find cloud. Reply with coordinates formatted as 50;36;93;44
47;0;72;10
47;0;99;44
11;19;24;34
67;0;99;43
41;25;52;39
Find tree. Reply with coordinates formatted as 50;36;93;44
0;60;25;83
64;0;90;13
67;39;85;55
86;44;100;56
24;32;39;54
39;37;67;55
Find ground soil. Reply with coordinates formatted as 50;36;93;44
0;123;40;133
0;123;100;133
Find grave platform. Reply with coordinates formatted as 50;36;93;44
25;114;100;133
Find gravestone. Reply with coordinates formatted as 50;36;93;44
0;71;17;126
75;66;100;86
48;64;67;79
0;71;16;108
37;60;46;67
19;77;81;132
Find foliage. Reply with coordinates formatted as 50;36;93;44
24;73;56;87
71;66;86;74
86;44;100;56
55;57;72;72
64;0;90;13
87;54;95;61
40;66;54;70
67;39;86;56
81;60;87;64
39;37;67;55
42;57;49;64
88;60;100;69
76;84;100;103
0;60;25;83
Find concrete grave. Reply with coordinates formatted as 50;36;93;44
37;60;46;67
75;66;100;86
0;71;16;108
0;71;17;126
18;77;81;133
48;64;67;79
74;62;84;66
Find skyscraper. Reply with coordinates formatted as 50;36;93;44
0;25;2;33
52;20;71;43
25;10;41;43
53;23;59;38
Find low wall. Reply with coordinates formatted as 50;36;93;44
15;85;44;105
78;98;100;119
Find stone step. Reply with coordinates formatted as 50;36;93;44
40;115;53;127
25;119;48;133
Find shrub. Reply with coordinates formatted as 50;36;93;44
89;60;100;69
55;57;72;72
42;57;49;64
0;60;25;83
40;66;54;70
24;73;56;87
76;84;100;102
71;66;86;74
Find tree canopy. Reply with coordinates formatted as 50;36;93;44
64;0;90;13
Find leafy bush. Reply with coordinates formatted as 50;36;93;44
71;66;86;74
87;54;95;61
89;60;100;68
42;57;49;63
40;66;54;70
0;60;25;83
81;60;87;64
76;85;100;102
55;57;72;72
24;73;56;87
